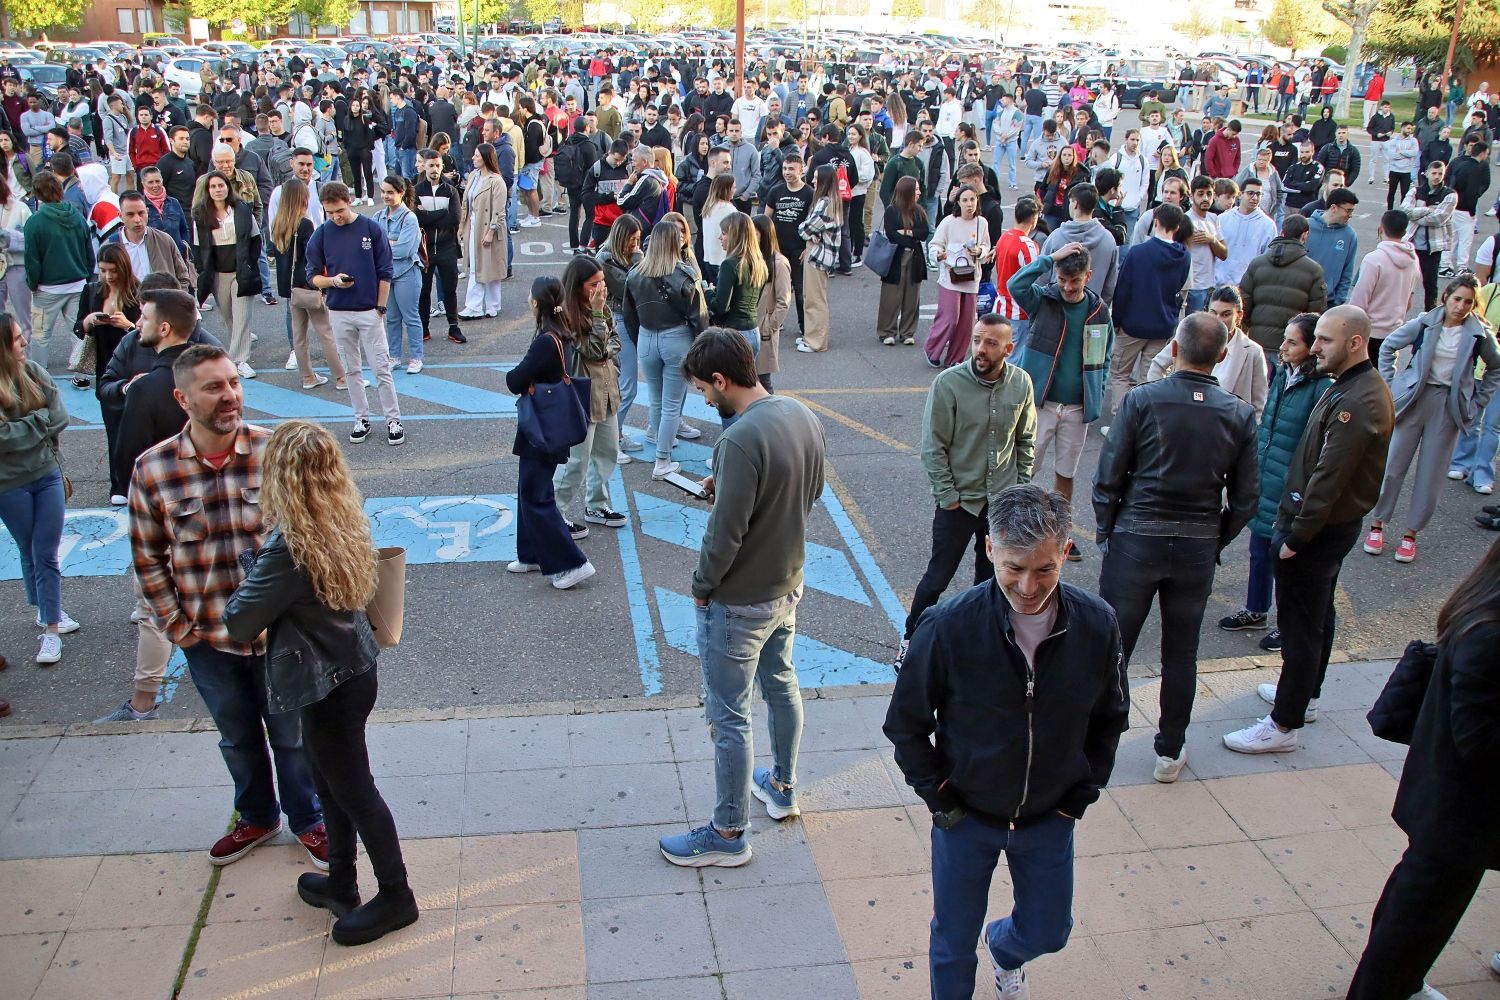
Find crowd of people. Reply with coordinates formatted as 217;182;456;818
0;37;1497;1000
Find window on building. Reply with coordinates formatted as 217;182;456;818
371;11;389;33
138;7;155;31
395;10;408;32
351;11;367;32
118;8;135;32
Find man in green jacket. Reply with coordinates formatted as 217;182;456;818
880;130;927;208
22;171;94;376
900;315;1036;667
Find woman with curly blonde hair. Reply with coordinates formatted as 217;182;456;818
224;419;416;948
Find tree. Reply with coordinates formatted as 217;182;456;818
523;0;562;22
1;0;95;30
1066;7;1107;34
890;0;925;22
180;0;298;30
1262;0;1329;56
1172;4;1218;45
1367;0;1500;73
1323;0;1386;117
702;0;736;28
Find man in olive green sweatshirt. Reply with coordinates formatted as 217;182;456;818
901;315;1036;668
660;328;826;870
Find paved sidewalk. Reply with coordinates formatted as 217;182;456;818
2;660;1498;1000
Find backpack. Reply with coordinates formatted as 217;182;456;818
635;184;673;231
554;140;586;189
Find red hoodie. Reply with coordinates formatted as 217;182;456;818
1204;131;1242;179
128;125;170;172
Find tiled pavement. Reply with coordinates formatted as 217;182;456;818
2;660;1498;1000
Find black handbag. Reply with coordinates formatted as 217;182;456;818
947;248;977;282
515;333;591;454
1366;638;1440;745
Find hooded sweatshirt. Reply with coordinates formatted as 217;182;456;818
1305;209;1359;306
1348;240;1420;337
1040;217;1120;304
1110;237;1190;341
23;202;93;291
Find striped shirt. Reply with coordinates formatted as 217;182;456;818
129;423;268;656
992;228;1040;321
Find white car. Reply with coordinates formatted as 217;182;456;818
163;57;208;97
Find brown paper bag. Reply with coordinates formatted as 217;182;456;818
366;546;406;648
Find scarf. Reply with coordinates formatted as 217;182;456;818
143;185;167;213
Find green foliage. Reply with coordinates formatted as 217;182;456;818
1172;4;1218;43
5;0;92;31
1067;7;1107;33
702;0;737;27
1262;0;1332;55
1323;43;1347;61
890;0;925;20
1366;0;1500;69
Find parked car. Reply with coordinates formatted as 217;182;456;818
14;63;66;100
163;57;209;97
1059;57;1181;107
45;46;110;66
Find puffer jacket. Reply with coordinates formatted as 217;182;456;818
1250;360;1331;538
1239;237;1329;351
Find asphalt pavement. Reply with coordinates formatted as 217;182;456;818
1;104;1494;727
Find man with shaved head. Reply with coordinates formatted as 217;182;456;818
1224;304;1393;755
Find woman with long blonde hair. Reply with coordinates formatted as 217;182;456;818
0;315;72;666
270;178;348;390
710;213;766;399
224;419;415;947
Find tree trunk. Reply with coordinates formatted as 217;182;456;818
1335;10;1371;120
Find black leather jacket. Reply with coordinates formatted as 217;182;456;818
622;263;705;343
1093;370;1259;547
224;531;379;714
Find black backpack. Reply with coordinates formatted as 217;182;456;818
553;140;589;190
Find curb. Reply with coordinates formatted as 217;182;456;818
0;644;1404;742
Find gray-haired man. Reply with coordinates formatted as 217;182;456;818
885;483;1128;1000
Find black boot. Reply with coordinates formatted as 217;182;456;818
297;870;361;918
447;325;467;344
330;881;419;946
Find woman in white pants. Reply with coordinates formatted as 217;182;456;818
1368;275;1500;565
459;143;507;319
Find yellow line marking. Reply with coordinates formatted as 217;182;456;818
784;392;916;454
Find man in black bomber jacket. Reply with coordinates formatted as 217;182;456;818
885;483;1128;1000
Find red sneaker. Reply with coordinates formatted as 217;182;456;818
1362;526;1384;555
209;820;282;866
298;823;330;870
1394;535;1417;563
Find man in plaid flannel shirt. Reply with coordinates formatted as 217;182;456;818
129;344;327;868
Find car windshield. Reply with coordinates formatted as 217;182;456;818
29;65;66;81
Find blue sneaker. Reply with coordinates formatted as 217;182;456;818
658;823;752;868
751;767;800;820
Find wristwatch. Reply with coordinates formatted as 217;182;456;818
931;806;965;831
376;305;387;315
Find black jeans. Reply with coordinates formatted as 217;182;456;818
347;149;375;199
1415;248;1442;311
1385;170;1411;211
848;193;867;258
787;246;806;334
1098;531;1220;757
905;504;991;639
420;244;460;335
566;186;586;248
1346;841;1487;999
299;665;406;886
1270;519;1361;730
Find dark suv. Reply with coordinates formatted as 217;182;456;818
1058;57;1181;108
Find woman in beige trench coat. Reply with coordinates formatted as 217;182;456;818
459;142;508;319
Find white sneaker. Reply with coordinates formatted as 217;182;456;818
985;942;1029;1000
35;633;62;665
109;494;128;506
200;299;215;312
1489;951;1499;976
616;451;632;464
551;561;596;590
1256;682;1318;722
506;560;540;573
1153;748;1187;783
1447;468;1467;480
236;362;257;380
430;303;445;317
36;611;80;634
406;359;423;374
652;459;681;480
1410;985;1449;1000
676;424;701;440
520;216;542;228
1222;716;1298;754
284;351;298;371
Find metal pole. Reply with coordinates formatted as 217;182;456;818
458;0;466;58
1440;0;1464;94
